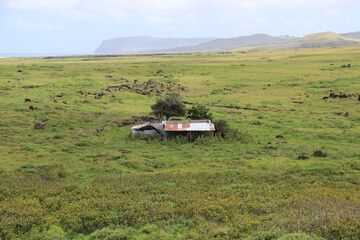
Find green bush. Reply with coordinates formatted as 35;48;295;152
278;233;325;240
213;119;252;142
187;105;213;120
29;225;67;240
151;94;186;120
89;227;136;240
244;229;286;240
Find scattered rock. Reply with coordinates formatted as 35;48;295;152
252;121;262;125
22;85;40;89
313;150;327;157
324;91;358;100
100;79;187;96
276;135;284;139
298;155;309;160
264;146;277;150
34;122;46;130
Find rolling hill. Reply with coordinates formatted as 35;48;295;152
93;36;216;54
238;32;360;51
341;31;360;39
94;31;360;55
141;34;297;53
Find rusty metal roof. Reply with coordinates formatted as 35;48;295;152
131;120;215;132
166;120;211;124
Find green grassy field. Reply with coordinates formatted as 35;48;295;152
0;46;359;239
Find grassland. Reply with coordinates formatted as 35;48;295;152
0;46;359;239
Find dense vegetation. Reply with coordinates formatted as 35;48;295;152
0;47;359;239
151;94;186;120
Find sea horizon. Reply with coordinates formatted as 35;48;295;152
0;53;88;58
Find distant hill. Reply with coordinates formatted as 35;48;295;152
94;37;216;54
94;31;360;55
142;34;297;53
238;32;360;51
341;31;360;39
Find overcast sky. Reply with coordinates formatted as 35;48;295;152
0;0;359;54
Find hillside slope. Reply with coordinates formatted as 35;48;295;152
240;32;360;50
94;36;216;54
341;31;360;39
143;34;297;53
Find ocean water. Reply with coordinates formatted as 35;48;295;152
0;53;86;58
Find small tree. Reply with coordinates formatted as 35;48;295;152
187;105;213;120
151;94;186;120
213;119;230;138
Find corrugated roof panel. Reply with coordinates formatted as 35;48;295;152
164;122;215;131
132;120;215;132
131;122;163;130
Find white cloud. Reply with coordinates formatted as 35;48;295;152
2;0;358;11
2;0;359;33
2;0;79;10
2;0;359;20
7;17;64;31
59;9;94;20
322;8;341;16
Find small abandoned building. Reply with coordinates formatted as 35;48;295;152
131;120;215;138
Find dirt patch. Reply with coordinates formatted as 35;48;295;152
332;112;349;117
34;122;46;129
